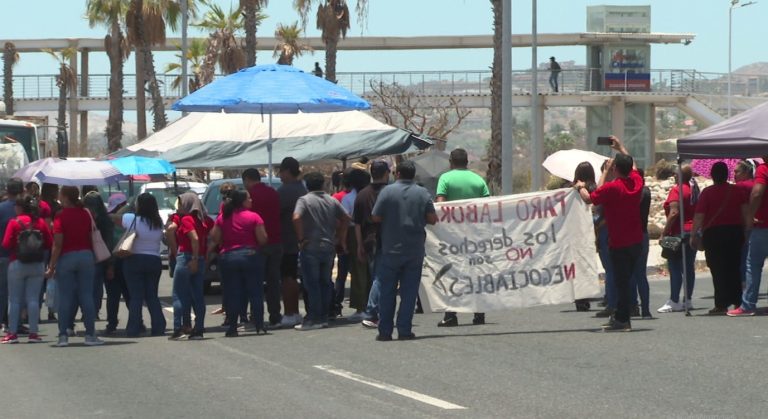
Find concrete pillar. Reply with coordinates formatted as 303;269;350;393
610;97;626;141
531;100;546;189
68;46;78;156
80;48;89;155
648;104;656;166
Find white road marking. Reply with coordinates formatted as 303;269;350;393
313;365;467;410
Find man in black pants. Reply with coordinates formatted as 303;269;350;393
574;136;643;331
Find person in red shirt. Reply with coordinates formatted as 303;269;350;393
242;168;284;328
46;186;104;347
734;159;757;288
166;192;213;340
691;162;747;314
1;196;53;344
658;165;699;314
575;136;643;332
730;155;768;316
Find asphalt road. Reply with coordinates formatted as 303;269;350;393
3;271;768;419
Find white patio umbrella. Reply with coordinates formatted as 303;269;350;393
542;149;609;182
13;157;64;182
35;159;125;186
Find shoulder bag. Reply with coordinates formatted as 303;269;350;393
113;215;138;258
88;210;111;263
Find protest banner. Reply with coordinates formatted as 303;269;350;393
420;189;600;313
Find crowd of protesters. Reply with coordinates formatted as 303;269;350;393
2;143;768;343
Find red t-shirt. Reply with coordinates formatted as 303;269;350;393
736;179;755;197
173;213;213;255
663;183;696;235
52;207;92;254
753;164;768;228
215;208;264;253
695;183;746;229
248;183;281;245
589;170;644;248
332;190;348;203
2;215;53;262
38;200;52;220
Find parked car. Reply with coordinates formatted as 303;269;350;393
139;181;209;267
202;177;281;293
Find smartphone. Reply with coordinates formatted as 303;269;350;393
597;136;613;146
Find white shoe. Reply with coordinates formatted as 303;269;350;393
657;300;684;313
84;335;105;346
280;314;302;328
56;335;69;347
347;311;365;322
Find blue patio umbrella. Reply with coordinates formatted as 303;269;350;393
108;156;176;176
172;64;371;182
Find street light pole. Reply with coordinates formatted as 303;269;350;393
728;0;757;118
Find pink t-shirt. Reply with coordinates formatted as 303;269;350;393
215;208;264;253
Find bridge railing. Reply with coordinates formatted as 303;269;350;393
10;69;768;100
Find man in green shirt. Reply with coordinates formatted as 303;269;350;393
436;148;491;327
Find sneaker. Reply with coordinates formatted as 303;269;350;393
321;322;329;328
211;307;224;315
437;317;458;327
294;321;323;331
641;313;654;320
225;330;239;338
362;319;378;329
657;300;684;313
727;307;756;317
168;330;185;341
347;311;366;322
84;335;105;346
375;334;392;342
631;305;641;317
0;324;6;333
27;333;42;343
594;308;615;318
188;331;204;340
66;328;76;337
398;333;417;341
17;325;30;335
684;300;694;310
103;325;117;335
280;314;302;328
601;318;632;332
56;335;69;347
1;333;18;344
267;321;283;330
708;307;728;316
239;323;258;332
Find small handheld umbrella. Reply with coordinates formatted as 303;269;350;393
13;157;65;182
172;64;370;184
107;156;176;196
35;159;125;186
542;149;609;182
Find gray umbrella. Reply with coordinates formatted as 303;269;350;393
412;150;450;197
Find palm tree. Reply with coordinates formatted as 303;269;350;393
126;0;183;135
273;22;312;66
164;38;207;93
196;0;250;86
43;47;78;156
2;42;19;115
240;0;269;67
86;0;130;153
294;0;368;83
485;0;502;193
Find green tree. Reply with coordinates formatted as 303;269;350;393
240;0;269;67
3;42;19;115
164;38;207;93
273;22;312;65
196;0;251;86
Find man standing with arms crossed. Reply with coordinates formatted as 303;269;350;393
372;161;437;341
436;149;491;327
574;136;643;331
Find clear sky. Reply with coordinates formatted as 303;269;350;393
1;0;765;78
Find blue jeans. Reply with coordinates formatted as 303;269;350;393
300;249;334;323
377;252;425;338
7;261;44;334
743;228;768;310
0;257;9;325
667;236;696;303
549;72;559;91
123;254;165;336
741;230;752;285
597;225;617;309
333;253;349;313
105;258;130;329
172;253;206;333
220;248;265;329
93;261;106;315
364;252;380;320
56;250;97;337
630;232;650;313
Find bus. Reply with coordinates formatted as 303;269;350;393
0;119;41;162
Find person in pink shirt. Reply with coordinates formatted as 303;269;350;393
1;196;52;344
210;190;268;337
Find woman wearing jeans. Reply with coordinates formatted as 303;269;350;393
119;193;166;337
46;186;104;347
210;190;268;337
83;191;114;322
658;165;699;313
167;192;213;340
1;196;52;344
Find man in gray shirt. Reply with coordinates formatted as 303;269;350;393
372;161;437;341
292;172;350;331
278;157;308;328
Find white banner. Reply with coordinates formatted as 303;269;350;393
420;189;600;313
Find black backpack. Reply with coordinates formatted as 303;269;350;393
16;219;45;263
